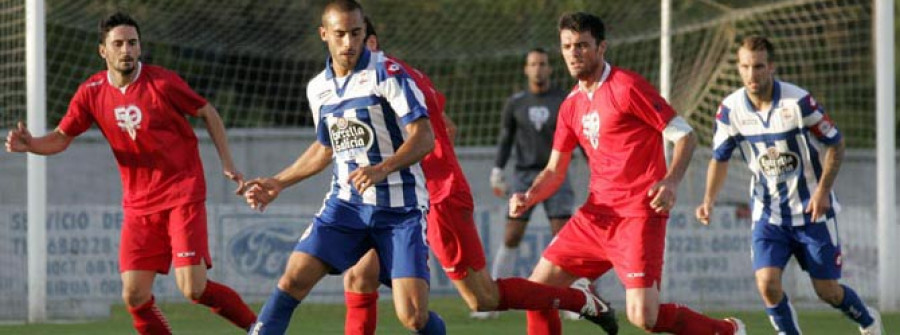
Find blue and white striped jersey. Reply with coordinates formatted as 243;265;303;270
713;81;842;226
307;50;430;208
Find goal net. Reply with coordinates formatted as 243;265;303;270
0;0;883;321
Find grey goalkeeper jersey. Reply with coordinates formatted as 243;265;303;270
494;88;568;171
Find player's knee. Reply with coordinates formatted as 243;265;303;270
397;310;429;331
756;278;783;302
814;285;843;305
625;309;656;331
625;300;658;331
121;288;152;308
504;232;524;247
465;291;500;312
277;275;310;297
343;269;379;293
179;283;206;301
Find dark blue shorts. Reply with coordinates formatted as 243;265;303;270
751;214;842;280
294;198;430;282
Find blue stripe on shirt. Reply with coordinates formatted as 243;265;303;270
379;101;419;207
741;128;802;143
320;96;382;116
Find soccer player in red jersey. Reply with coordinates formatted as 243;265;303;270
338;17;618;335
509;12;746;335
5;12;255;334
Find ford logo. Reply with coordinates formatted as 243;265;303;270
227;224;302;279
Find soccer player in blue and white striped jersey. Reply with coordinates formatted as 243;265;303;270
242;1;445;334
696;36;881;335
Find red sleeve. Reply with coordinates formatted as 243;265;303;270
552;100;578;152
627;75;676;132
160;69;207;116
57;85;95;137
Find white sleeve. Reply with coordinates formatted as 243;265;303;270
662;116;693;142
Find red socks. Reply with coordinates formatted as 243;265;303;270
194;280;257;330
344;291;379;335
651;303;735;334
127;296;172;335
496;277;586;312
526;309;562;335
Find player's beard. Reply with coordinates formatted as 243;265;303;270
117;65;136;76
332;50;360;75
114;59;137;76
747;78;772;97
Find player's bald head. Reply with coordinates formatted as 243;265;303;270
321;0;364;27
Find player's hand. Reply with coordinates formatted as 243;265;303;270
648;178;678;214
349;165;389;194
446;121;458;143
490;167;508;198
243;177;282;212
805;189;831;222
5;121;32;153
224;169;246;195
509;192;531;218
695;202;713;225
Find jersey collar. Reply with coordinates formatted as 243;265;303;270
107;62;143;94
581;61;611;100
325;49;371;80
742;80;782;127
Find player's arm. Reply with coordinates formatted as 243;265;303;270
5;121;74;155
800;95;844;221
696;105;738;224
648;116;697;213
696;159;729;225
510;149;572;217
807;137;845;221
491;99;516;197
349;118;434;193
244;141;333;211
196;103;244;193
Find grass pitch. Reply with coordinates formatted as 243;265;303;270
1;297;896;334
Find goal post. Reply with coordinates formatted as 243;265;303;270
875;0;897;312
25;0;46;323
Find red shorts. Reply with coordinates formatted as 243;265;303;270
120;201;212;274
543;212;666;289
426;191;486;280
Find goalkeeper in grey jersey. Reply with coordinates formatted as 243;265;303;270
474;47;577;319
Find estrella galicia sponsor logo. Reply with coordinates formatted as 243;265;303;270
227;225;299;279
758;147;800;180
330;117;374;161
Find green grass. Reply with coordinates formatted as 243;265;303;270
1;297;896;334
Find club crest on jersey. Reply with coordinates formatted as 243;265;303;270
385;60;402;76
528;106;550;131
779;107;795;121
357;71;369;85
581;111;601;149
758;147;800;180
330;117;374;161
114;104;142;140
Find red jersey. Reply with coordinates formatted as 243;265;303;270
553;65;675;218
387;56;471;204
59;64;208;214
